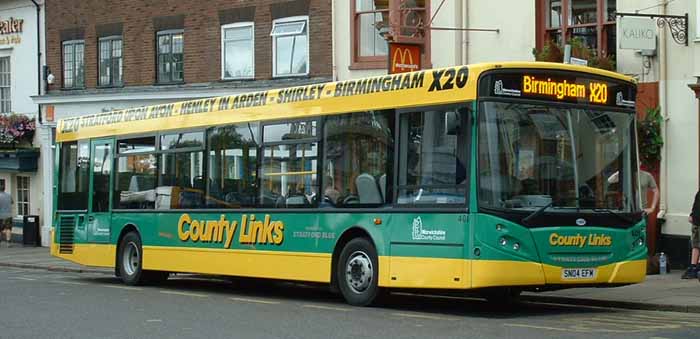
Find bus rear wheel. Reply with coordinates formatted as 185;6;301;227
118;232;168;285
337;238;380;306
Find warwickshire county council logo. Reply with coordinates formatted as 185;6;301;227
411;217;447;241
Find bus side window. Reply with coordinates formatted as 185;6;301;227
260;120;319;208
207;123;259;209
396;105;468;206
321;110;394;207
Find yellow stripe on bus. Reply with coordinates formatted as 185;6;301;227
142;246;332;283
50;242;645;288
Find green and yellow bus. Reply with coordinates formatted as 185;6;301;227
52;62;646;306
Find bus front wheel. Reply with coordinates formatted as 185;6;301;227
337;237;380;306
118;232;168;285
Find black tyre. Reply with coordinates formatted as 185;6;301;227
336;237;380;306
118;232;168;285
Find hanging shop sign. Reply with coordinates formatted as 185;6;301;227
389;43;421;74
619;17;656;50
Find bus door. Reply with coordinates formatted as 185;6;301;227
87;138;114;243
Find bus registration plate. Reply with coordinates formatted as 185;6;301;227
562;268;596;280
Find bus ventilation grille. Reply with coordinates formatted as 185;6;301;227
59;216;75;254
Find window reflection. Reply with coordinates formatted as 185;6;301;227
478;102;639;212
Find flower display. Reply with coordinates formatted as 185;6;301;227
0;114;36;147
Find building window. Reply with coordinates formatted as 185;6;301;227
62;40;85;89
16;176;29;215
222;22;254;79
539;0;616;59
696;0;700;41
270;16;309;77
0;56;10;113
157;30;184;84
351;0;388;69
99;36;123;87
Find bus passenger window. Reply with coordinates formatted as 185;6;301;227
260;120;318;208
114;137;157;209
157;132;205;209
207;123;259;208
322;111;394;207
397;106;468;206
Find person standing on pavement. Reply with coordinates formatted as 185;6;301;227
0;180;13;244
683;190;700;279
639;170;659;216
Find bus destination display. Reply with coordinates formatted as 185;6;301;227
482;71;636;108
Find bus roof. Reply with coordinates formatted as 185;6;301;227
56;62;636;142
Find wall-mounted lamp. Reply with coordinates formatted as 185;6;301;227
43;65;54;86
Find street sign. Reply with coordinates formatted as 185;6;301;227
570;57;588;66
388;43;421;74
619;17;657;50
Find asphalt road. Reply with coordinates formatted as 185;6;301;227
0;268;698;339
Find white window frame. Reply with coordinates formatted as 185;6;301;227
0;56;11;113
270;16;310;78
16;175;29;216
221;22;255;80
696;0;700;41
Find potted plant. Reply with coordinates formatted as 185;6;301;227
637;106;663;171
0;113;36;148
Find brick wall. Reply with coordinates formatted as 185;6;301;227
45;0;333;91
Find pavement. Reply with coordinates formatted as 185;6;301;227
2;242;699;313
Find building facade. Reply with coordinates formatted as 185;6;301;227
0;0;45;244
34;0;333;245
334;0;536;81
616;0;700;265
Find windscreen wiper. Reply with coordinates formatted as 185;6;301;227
522;201;555;226
592;208;638;224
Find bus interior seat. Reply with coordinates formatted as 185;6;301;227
193;177;206;191
129;175;155;192
356;173;382;204
286;195;309;207
378;174;386;203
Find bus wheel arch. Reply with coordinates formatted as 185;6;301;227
331;227;382;306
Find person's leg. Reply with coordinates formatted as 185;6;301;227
682;225;700;278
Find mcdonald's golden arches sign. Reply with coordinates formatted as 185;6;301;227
389;43;421;74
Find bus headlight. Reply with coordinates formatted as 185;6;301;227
513;242;521;251
637;238;644;247
499;237;507;246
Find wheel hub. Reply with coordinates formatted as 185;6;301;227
345;251;373;293
123;242;140;276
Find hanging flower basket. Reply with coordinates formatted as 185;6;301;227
0;113;36;148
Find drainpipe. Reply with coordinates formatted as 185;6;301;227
30;0;41;124
658;2;669;220
331;0;336;81
462;0;468;64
